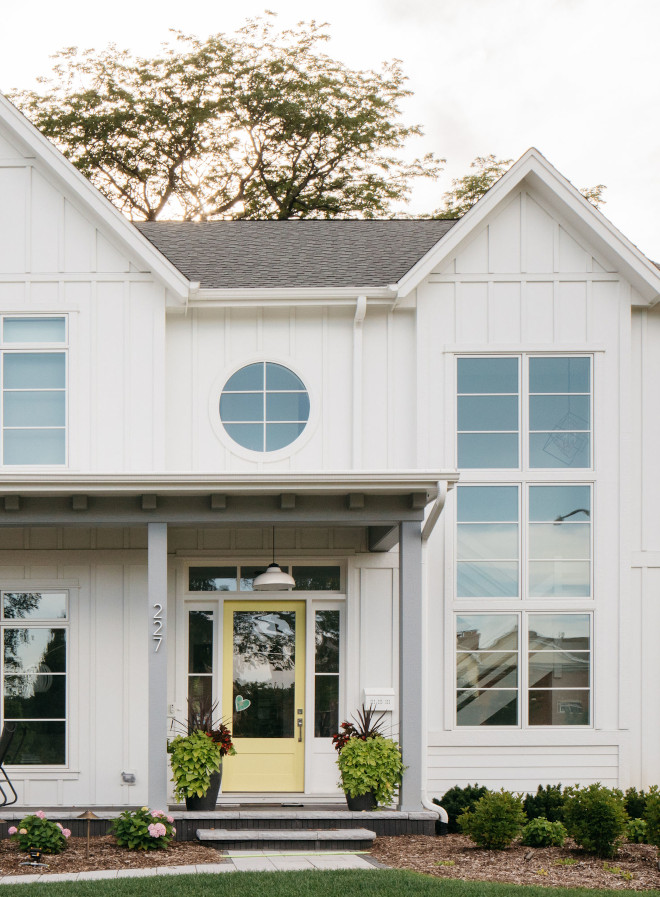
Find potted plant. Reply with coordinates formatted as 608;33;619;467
168;697;236;811
333;706;404;810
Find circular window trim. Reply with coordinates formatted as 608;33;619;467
209;357;318;461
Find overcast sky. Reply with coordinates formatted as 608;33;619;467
1;0;658;257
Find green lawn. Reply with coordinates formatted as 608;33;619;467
9;871;660;897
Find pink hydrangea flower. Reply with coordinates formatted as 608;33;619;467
152;810;163;817
35;811;46;819
7;826;17;835
166;815;174;823
62;829;71;839
147;822;167;837
56;823;63;830
19;828;27;835
171;826;176;834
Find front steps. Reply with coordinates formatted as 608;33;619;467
197;827;376;851
0;807;438;842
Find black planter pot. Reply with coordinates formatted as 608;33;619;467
185;769;222;811
345;791;377;811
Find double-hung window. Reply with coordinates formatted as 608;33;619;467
1;316;67;466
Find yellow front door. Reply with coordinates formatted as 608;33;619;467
222;601;305;792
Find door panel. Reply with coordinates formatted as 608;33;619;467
222;601;305;792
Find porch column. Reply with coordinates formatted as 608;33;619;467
398;520;424;811
147;522;168;810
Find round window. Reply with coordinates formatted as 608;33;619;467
219;362;310;452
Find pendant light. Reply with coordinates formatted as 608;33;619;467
252;528;296;591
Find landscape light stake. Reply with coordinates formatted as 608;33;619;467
77;809;99;860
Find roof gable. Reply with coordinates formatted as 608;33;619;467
0;93;190;301
394;148;660;304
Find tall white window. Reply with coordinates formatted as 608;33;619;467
1;317;67;465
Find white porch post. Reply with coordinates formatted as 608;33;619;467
398;520;424;811
147;522;168;810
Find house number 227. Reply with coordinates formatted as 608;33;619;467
152;603;164;652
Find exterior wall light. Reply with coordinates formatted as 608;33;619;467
253;529;296;591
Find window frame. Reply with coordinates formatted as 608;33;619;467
0;590;70;766
455;483;593;602
0;315;69;468
455;354;593;471
454;611;593;729
215;359;313;457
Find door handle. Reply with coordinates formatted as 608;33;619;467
297;717;303;742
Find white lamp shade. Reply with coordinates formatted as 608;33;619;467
252;563;296;591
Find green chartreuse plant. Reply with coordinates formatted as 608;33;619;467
168;730;223;801
336;735;404;806
521;816;567;848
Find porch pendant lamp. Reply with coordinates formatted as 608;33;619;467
252;529;296;591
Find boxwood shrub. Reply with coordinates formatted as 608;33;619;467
563;783;628;857
521;816;567;847
458;789;526;849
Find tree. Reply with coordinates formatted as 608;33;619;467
10;17;443;221
433;154;606;218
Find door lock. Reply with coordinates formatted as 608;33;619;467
297;716;303;742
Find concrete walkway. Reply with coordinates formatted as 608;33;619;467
0;851;380;884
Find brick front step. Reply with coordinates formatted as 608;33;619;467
197;827;376;851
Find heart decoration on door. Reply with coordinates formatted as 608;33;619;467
235;695;251;712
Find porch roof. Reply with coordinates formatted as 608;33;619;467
0;470;458;531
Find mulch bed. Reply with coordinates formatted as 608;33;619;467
0;835;223;876
370;834;660;891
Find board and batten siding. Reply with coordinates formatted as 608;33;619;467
165;304;418;472
418;184;644;791
0;122;168;473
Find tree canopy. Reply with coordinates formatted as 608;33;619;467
434;154;606;218
10;17;443;221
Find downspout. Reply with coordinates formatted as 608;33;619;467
420;480;450;831
352;295;367;467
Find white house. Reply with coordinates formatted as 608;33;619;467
0;90;659;812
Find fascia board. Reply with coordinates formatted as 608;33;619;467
193;287;398;304
0;94;191;302
394;147;660;304
0;470;459;496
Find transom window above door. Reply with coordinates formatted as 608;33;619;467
188;565;341;592
219;362;310;452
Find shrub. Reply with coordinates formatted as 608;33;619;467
458;789;526;849
336;734;404;806
112;807;176;851
626;817;649;844
523;784;565;823
644;786;660;848
625;787;648;819
434;784;489;834
8;812;70;854
563;784;628;857
521;816;567;847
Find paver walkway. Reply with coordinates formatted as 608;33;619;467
0;851;379;884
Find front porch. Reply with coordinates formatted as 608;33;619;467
0;470;457;813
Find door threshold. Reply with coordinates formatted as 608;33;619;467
215;793;345;807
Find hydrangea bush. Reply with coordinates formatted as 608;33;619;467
111;807;176;851
8;811;70;854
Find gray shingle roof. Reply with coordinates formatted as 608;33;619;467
134;219;457;290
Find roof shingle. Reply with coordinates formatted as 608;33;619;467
134;219;457;290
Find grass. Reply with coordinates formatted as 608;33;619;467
8;870;660;897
